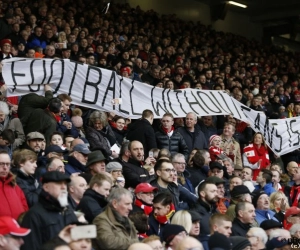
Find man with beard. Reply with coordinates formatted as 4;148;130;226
121;141;152;189
131;183;158;215
93;188;138;250
77;173;112;223
190;181;219;248
20;171;77;250
23;132;45;156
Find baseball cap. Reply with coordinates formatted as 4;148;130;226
73;144;91;154
0;216;30;236
135;183;158;194
26;131;45;141
44;145;67;156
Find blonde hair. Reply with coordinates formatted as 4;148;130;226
269;191;290;210
171;210;192;233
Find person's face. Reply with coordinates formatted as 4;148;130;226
43;181;67;199
240;203;256;224
202;116;213;126
46;46;55;57
272;170;280;184
48;159;65;173
256;172;264;184
90;161;106;173
170;231;187;247
20;159;37;175
273;195;285;209
173;157;186;173
115;118;125;130
256;194;270;210
111;169;122;180
185;113;197;128
253;134;263;145
129;141;144;161
190;221;200;236
1;43;11;54
62;100;70;114
74;151;88;165
145;240;163;250
224;160;234;175
201;183;218;204
216;183;225;198
211;168;223;179
215;221;232;237
292;169;300;181
204;152;211;165
223;124;234;137
93;119;103;130
1;234;25;250
211;137;221;147
157;162;175;183
153;202;170;217
242;168;252;181
188;149;197;166
113;194;133;217
69;176;87;200
69;239;92;250
94;180;111;198
136;191;155;205
27;139;43;153
51;134;64;147
0;153;11;178
229;177;243;191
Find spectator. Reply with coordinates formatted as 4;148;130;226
21;171;77;250
155;112;189;160
67;175;87;210
126;109;157;157
0;39;13;61
161;224;187;250
0;150;28;219
246;227;268;250
86;150;107;175
142;235;164;250
27;26;47;50
93;188;138;250
188;211;201;238
77;173;112;223
254;169;276;196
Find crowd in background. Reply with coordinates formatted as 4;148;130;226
0;0;300;250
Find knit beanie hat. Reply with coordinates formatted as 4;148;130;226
252;189;267;208
209;135;221;145
71;108;83;128
208;232;231;250
230;236;251;250
162;224;186;246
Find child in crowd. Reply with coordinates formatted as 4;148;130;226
209;134;224;162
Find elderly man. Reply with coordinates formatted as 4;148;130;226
246;227;268;250
67;175;88;210
86;150;107;175
0;151;28;219
131;183;158;215
155;113;189;160
21;171;77;250
46;158;65;173
65;144;91;176
93;188;138;250
0;216;31;250
161;224;187;250
178;112;208;154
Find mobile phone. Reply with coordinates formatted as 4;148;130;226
71;225;97;241
149;151;154;157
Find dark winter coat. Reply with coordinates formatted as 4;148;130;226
20;189;78;250
231;217;251;237
77;189;108;223
126;119;157;157
155;127;189;160
65;156;87;176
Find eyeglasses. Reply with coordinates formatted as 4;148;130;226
161;168;176;173
174;162;186;166
0;162;10;167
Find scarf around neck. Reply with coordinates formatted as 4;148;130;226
154;203;175;224
134;198;153;215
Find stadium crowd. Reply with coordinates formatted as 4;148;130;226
0;0;300;250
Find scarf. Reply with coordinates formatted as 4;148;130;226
162;126;174;137
290;185;300;207
138;233;148;239
154;203;175;224
134;199;153;215
47;108;61;123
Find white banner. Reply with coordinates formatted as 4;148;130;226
2;58;300;156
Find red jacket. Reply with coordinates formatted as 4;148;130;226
0;172;28;219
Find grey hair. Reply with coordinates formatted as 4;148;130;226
186;112;197;121
289;224;300;236
171;153;185;163
248;227;268;244
223;157;233;165
89;110;108;127
107;188;133;205
269;228;291;241
0;101;9;115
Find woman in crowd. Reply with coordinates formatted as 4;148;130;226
243;132;270;180
109;115;127;145
85;110;119;158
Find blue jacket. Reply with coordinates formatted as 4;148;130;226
255;209;279;225
255;183;276;196
65;156;87;176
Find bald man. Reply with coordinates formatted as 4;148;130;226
176;236;203;250
128;243;152;250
